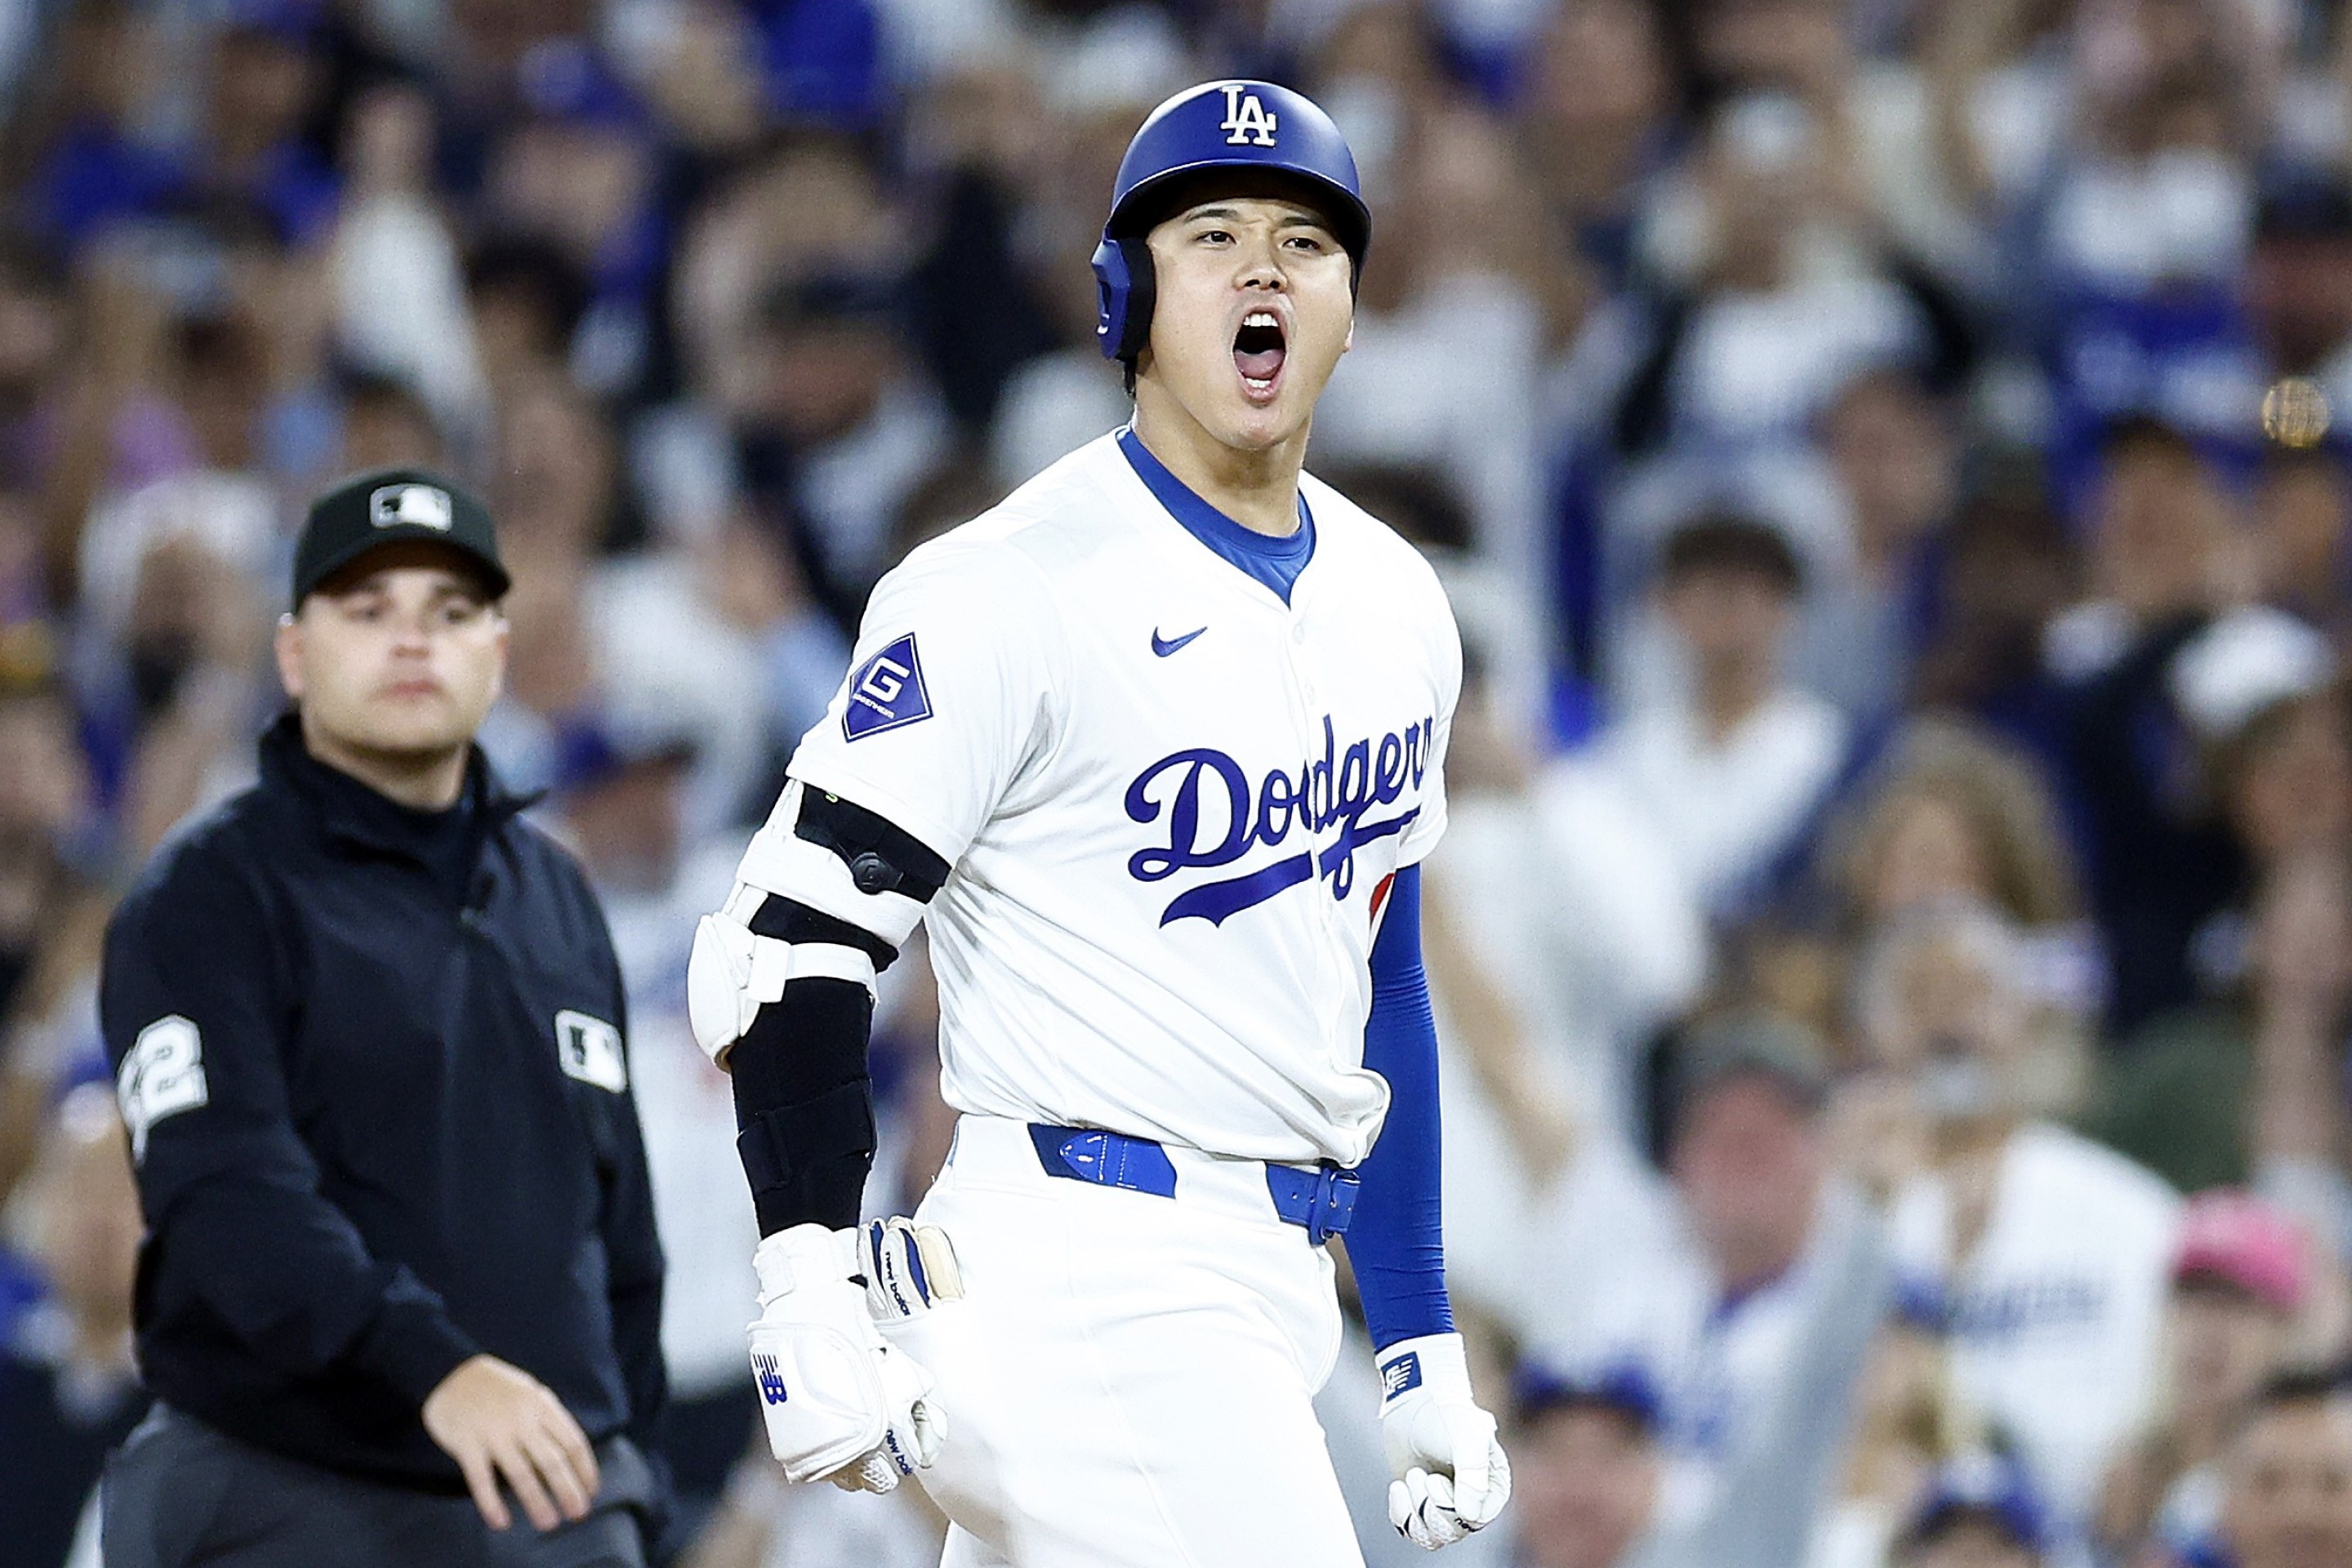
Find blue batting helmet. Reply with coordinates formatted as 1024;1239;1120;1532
1091;79;1371;363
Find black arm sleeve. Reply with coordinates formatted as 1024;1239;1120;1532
729;959;880;1236
728;792;951;1236
101;844;481;1407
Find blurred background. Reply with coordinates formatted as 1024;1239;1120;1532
10;0;2352;1566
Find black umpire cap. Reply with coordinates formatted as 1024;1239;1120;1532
292;468;510;608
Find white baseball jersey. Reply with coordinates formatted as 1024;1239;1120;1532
1888;1123;2181;1530
764;429;1461;1169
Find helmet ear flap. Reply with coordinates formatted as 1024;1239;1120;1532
1090;235;1156;364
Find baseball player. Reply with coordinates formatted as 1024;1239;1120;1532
688;80;1508;1566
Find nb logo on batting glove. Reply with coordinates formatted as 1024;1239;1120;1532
1381;1351;1423;1401
754;1352;790;1406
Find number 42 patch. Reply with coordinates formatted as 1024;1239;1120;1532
119;1014;208;1163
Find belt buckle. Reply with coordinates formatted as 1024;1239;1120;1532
1305;1165;1361;1245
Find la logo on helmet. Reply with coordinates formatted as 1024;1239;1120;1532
1220;85;1277;147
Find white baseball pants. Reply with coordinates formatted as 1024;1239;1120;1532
882;1114;1367;1568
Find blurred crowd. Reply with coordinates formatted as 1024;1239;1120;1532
11;0;2352;1565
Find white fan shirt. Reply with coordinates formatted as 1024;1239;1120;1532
1889;1124;2182;1529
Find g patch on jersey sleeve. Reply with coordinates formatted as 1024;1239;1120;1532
843;633;933;741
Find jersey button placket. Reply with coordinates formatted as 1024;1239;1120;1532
1281;597;1351;1057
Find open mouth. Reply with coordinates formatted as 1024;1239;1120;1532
1233;310;1286;396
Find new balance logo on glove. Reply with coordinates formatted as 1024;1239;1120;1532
754;1353;789;1406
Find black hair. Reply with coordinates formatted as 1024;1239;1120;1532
2099;412;2202;465
2229;1365;2352;1444
1312;462;1476;552
2252;1365;2351;1413
465;234;592;347
1656;512;1804;596
0;229;65;296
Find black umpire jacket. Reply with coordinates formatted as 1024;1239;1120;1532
100;715;666;1492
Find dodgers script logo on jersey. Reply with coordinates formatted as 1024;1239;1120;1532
1220;84;1277;147
1125;713;1435;926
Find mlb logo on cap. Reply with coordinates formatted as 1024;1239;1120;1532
294;467;511;605
370;483;454;532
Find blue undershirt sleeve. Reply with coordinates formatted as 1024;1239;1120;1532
1347;864;1455;1351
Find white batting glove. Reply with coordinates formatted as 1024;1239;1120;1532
746;1223;947;1493
858;1216;964;1324
1377;1334;1511;1549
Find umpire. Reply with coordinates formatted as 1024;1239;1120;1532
99;470;669;1566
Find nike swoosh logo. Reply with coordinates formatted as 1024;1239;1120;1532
1152;626;1207;657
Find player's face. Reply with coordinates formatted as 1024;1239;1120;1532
278;550;507;763
1138;194;1353;452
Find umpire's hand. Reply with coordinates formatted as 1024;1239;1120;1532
422;1354;603;1531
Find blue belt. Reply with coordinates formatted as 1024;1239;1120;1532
1027;1124;1361;1245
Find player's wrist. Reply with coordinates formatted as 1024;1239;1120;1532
1377;1331;1472;1410
751;1222;858;1304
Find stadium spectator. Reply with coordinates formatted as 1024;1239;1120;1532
2096;845;2352;1199
1755;711;2097;1059
2095;1192;2314;1567
1908;487;2082;755
2246;172;2352;419
1604;84;1931;460
479;371;775;831
1602;1016;1888;1567
0;234;74;501
2090;605;2352;1196
0;1085;145;1568
2056;417;2257;1033
2249;445;2352;644
479;47;662;399
736;268;951;621
1506;1365;1663;1568
191;0;339;250
330;87;488;443
1887;1456;2050;1568
18;1;185;251
333;371;449;474
1516;0;1671;294
0;676;109;1205
1596;511;1851;921
465;234;595;408
1312;96;1554;590
2217;1371;2352;1568
1820;716;2081;923
1857;899;2181;1537
2177;612;2350;884
1420;572;1700;1134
